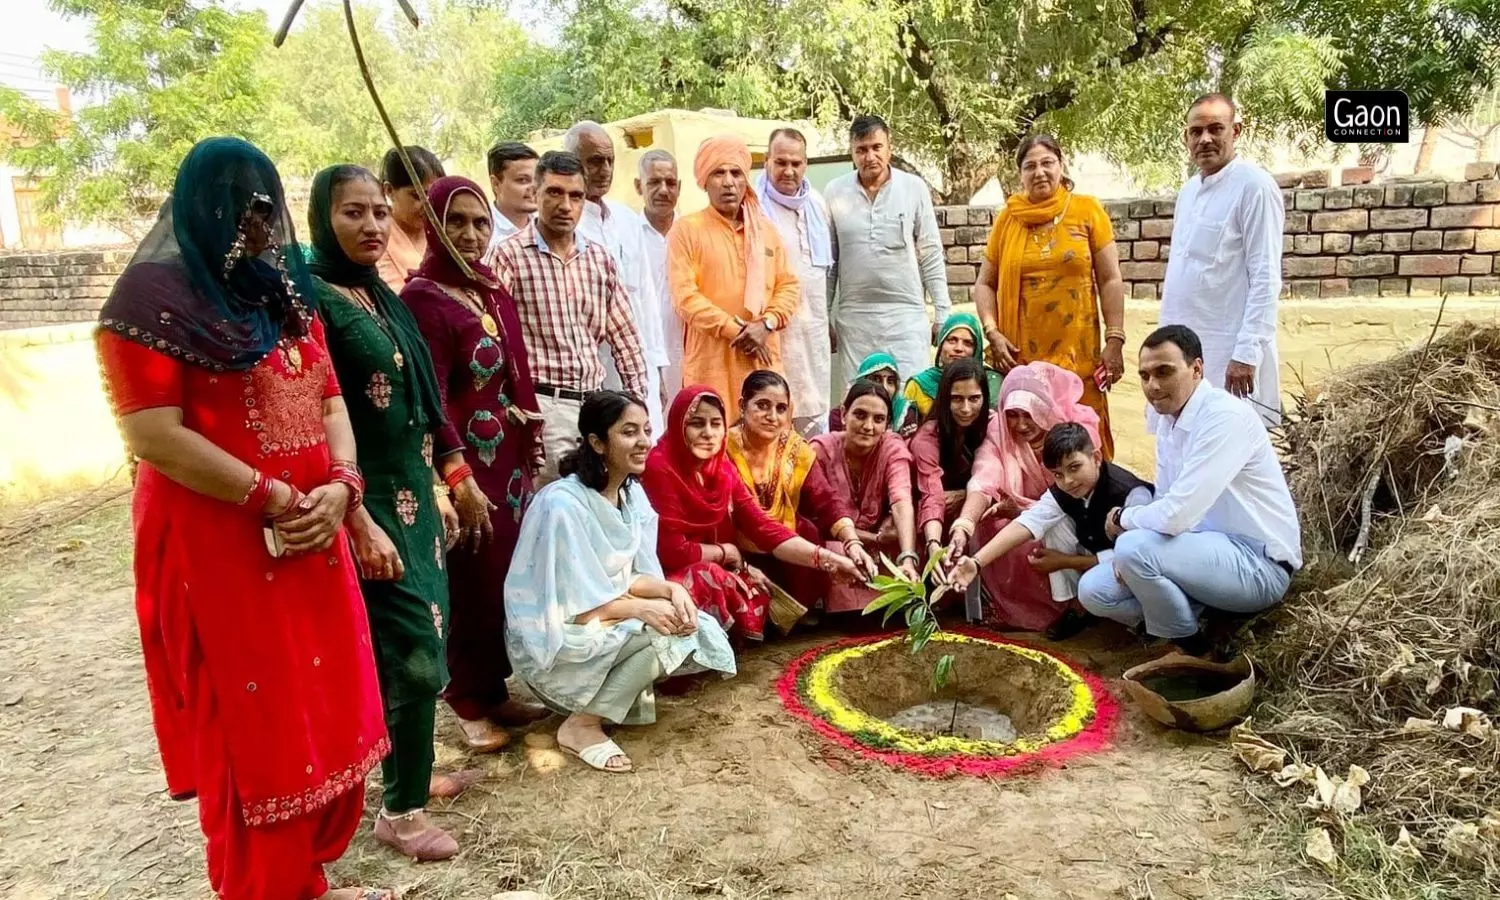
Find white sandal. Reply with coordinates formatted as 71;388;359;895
563;738;633;773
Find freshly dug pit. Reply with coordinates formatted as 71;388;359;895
1137;668;1246;703
831;638;1076;738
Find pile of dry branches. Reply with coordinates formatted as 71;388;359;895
1247;320;1500;880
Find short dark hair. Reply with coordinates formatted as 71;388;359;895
487;141;538;180
1014;133;1075;191
1189;92;1237;119
768;127;807;149
536;150;584;180
849;114;890;142
559;390;647;491
842;378;893;419
1042;422;1096;470
1141;324;1204;363
382;146;445;190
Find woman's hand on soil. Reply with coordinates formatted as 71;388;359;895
276;483;350;553
453;476;496;552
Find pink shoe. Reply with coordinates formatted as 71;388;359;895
373;813;459;862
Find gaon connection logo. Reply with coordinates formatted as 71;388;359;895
1325;90;1411;143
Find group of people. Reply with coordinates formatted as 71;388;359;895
97;90;1301;900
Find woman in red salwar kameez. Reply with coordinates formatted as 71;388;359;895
95;137;388;900
640;386;860;642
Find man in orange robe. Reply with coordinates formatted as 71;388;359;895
667;135;801;407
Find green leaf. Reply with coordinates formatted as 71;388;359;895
910;618;938;655
879;553;907;581
922;546;947;580
933;654;956;691
860;588;910;617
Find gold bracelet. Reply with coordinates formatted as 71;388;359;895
951;516;976;537
1104;327;1127;344
434;483;451;498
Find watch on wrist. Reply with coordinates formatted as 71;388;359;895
763;313;780;332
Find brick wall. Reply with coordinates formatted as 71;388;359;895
938;163;1500;303
0;248;131;330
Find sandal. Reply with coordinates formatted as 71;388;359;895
561;738;633;773
373;813;459;862
428;768;484;800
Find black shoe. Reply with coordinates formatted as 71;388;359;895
1045;608;1091;642
1171;631;1214;658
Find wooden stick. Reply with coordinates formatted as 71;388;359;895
273;0;307;48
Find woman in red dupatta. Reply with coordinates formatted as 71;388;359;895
959;361;1101;634
641;386;859;641
810;381;921;613
95;138;388;900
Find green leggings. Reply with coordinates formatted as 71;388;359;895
380;698;436;814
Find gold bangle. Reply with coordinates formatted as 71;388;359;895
1104;327;1127;344
951;516;976;537
434;483;451;498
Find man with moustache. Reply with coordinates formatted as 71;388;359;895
1081;325;1301;656
666;135;800;407
635;149;684;398
1160;93;1285;427
563;120;668;432
489;151;649;486
484;141;538;258
755;128;833;435
825;114;950;391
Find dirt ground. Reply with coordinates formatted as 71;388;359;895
3;297;1496;900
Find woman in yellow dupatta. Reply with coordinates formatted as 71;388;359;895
726;370;874;613
973;134;1126;459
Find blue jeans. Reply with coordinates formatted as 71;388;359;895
1077;530;1292;639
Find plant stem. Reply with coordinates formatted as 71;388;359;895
948;696;959;735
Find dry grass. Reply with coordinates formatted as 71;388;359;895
1243;317;1500;892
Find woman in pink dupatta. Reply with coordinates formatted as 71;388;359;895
957;362;1100;633
811;381;921;613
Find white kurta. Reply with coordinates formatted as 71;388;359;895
485;206;525;259
579;198;668;433
1160;156;1284;427
640;215;682;400
825;168;951;393
762;195;832;423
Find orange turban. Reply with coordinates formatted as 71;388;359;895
693;135;768;316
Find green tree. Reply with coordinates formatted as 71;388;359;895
0;1;272;237
258;0;536;179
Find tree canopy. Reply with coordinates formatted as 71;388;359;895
1;0;1497;230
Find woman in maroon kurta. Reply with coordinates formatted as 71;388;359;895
403;176;548;751
641;386;860;642
96;137;387;900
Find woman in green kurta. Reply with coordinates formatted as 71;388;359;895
307;164;476;862
902;311;1004;419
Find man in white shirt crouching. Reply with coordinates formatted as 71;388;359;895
1083;324;1301;655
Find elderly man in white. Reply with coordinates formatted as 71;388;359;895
1080;325;1301;657
565;120;669;433
1160;93;1284;427
634;149;683;399
826;114;950;389
753;127;832;434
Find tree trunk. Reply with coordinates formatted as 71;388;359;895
1414;126;1440;174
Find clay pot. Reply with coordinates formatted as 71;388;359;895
1121;653;1255;732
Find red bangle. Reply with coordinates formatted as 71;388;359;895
444;463;473;491
329;460;365;511
239;470;277;511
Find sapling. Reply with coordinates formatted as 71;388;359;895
862;550;960;732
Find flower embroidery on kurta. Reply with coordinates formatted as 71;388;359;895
466;410;504;466
434;535;444;569
431;602;444;636
242;349;330;458
366;371;393;410
421;433;433;468
395;488;419;526
469;336;503;389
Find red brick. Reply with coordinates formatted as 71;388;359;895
1399;255;1463;277
1336;255;1395;277
1430;205;1495;229
1141;218;1174;239
1120;261;1167;280
1312;210;1369;232
1369;208;1427;229
1283;257;1336;278
1461;254;1494;275
1340;167;1374;185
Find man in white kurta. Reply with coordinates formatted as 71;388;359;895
826;114;951;392
1160;94;1284;427
566;121;669;433
635;149;683;400
754;128;832;434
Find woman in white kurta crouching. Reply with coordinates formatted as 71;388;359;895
505;390;736;773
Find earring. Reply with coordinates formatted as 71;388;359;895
222;230;246;278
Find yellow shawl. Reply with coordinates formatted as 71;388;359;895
991;188;1072;344
725;425;816;535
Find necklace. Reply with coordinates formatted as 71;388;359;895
746;432;790;510
1025;194;1073;259
343;286;404;370
445;285;499;337
277;338;302;374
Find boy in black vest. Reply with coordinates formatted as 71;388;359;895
948;423;1153;638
